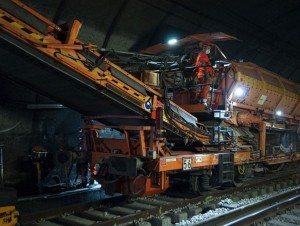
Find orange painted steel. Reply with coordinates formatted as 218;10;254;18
11;0;62;32
1;1;299;197
228;62;300;119
1;6;212;150
235;112;263;127
263;152;300;165
180;103;206;113
141;32;238;54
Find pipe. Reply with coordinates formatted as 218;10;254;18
0;145;3;184
0;121;21;133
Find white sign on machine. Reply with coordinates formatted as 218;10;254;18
183;158;192;170
257;95;267;105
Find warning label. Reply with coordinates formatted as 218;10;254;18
257;95;267;105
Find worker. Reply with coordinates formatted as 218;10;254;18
194;43;213;105
30;145;48;193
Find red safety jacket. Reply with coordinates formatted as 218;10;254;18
195;52;213;78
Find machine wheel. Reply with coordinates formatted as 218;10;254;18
233;176;243;187
129;170;147;197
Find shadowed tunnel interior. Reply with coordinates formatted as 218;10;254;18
0;0;299;196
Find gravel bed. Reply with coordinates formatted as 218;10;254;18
175;185;300;225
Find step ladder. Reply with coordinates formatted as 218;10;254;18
218;153;234;184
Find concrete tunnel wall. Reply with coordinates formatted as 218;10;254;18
0;78;81;187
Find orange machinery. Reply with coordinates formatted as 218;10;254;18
0;0;299;197
225;62;300;164
169;61;300;165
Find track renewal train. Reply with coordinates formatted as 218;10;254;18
0;0;299;197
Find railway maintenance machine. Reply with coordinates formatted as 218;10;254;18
0;0;299;198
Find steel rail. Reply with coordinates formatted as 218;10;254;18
20;171;299;225
197;187;300;226
20;195;128;225
77;174;299;226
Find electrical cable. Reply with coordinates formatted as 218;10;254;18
159;56;209;145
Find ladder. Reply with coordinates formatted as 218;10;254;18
218;153;235;184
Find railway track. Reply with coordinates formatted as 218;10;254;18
19;170;300;226
187;177;300;226
264;203;300;226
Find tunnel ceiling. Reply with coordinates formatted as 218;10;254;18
1;0;300;83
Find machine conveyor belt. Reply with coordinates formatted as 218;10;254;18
0;6;209;142
0;31;148;126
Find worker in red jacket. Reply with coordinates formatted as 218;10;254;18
194;43;213;106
